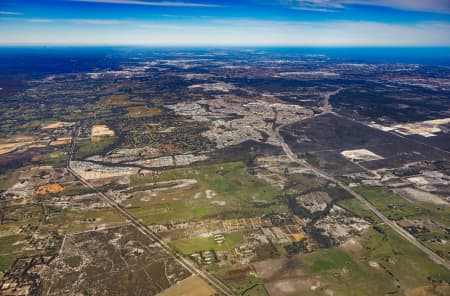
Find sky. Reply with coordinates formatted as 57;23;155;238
0;0;449;46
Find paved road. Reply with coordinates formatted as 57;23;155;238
66;127;234;296
275;123;450;270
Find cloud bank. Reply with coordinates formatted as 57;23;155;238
285;0;450;14
1;19;449;46
70;0;222;8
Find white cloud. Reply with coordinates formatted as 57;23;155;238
27;18;54;23
140;24;187;29
0;11;23;15
71;19;130;24
286;0;450;14
70;0;222;7
2;19;448;46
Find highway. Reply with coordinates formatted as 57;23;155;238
64;114;448;296
275;123;450;270
65;126;234;296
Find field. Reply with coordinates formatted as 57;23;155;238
91;124;115;138
0;203;43;236
74;136;118;159
170;232;244;255
98;94;132;106
293;225;450;295
44;206;125;234
354;186;449;225
336;198;381;223
0;234;34;272
128;161;284;224
353;186;450;260
158;275;216;296
42;151;67;168
0;169;20;190
214;265;268;296
127;106;161;118
253;257;317;296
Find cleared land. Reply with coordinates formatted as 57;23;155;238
170;232;244;255
354;186;449;224
289;226;450;295
91;124;115;138
340;149;383;162
128;161;284;224
158;275;216;296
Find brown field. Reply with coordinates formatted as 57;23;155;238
35;183;64;195
253;257;319;296
0;137;35;154
0;142;24;155
394;187;449;206
42;121;75;129
404;284;450;296
158;275;216;296
91;124;115;140
127;106;161;117
98;94;131;106
49;137;72;146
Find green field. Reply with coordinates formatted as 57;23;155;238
0;204;43;236
0;169;20;191
298;225;450;295
42;151;67;168
213;265;268;296
75;136;118;160
0;234;34;272
336;197;381;223
44;206;125;234
64;255;82;268
354;186;450;225
170;232;244;255
128;162;284;224
340;186;450;262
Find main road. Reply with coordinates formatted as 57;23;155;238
66;126;234;296
275;121;450;270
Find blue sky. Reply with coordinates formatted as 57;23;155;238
0;0;449;45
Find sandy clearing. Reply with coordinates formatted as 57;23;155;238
91;124;115;139
369;260;380;269
158;275;216;296
49;137;72;146
394;187;448;206
341;149;383;161
210;200;226;206
205;189;216;199
0;140;34;155
42;121;75;129
0;143;24;155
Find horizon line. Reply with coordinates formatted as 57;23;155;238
1;44;450;48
